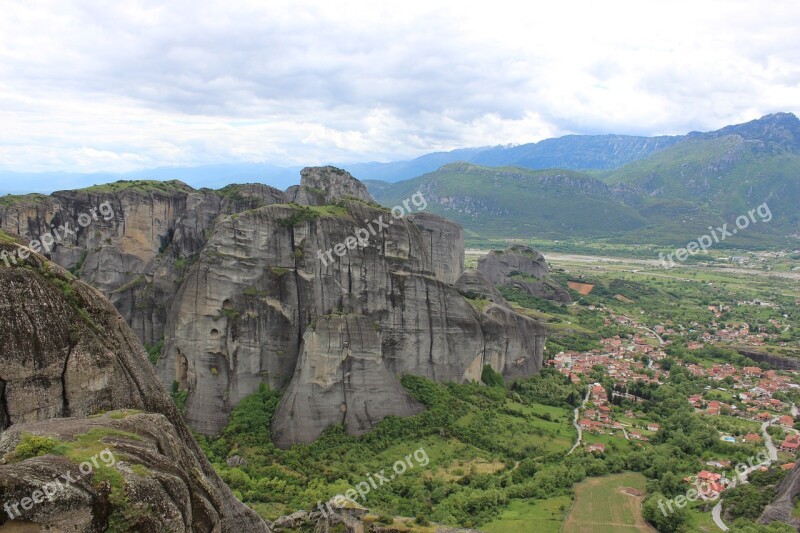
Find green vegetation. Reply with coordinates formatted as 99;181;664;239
0;193;48;207
145;338;164;365
481;365;505;388
204;377;601;528
369;115;800;248
79;179;188;194
563;473;651;533
6;434;61;462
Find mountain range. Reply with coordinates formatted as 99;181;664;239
366;113;800;247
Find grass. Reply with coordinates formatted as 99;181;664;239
78;179;188;194
0;193;48;206
482;495;573;533
561;472;655;533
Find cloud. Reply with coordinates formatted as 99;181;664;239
0;0;798;173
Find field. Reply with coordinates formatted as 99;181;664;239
483;495;573;533
561;472;656;533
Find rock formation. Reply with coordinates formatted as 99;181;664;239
760;463;800;529
478;245;572;303
0;167;548;447
0;238;269;531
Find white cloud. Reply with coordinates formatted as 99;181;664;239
0;0;797;173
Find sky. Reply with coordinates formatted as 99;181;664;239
1;0;799;174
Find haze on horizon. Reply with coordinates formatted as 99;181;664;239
1;0;799;178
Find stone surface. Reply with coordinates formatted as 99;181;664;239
0;169;548;446
0;242;269;532
454;269;509;307
272;315;424;447
760;462;800;528
478;245;572;303
292;166;374;205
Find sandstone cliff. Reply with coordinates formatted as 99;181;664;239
0;168;548;447
0;238;269;532
478;245;572;304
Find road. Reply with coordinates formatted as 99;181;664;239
713;416;780;530
638;325;665;346
567;388;591;456
541;252;800;281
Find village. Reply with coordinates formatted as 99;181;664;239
547;309;800;500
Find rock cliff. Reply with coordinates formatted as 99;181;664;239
759;462;800;529
478;245;572;303
0;168;548;446
0;237;269;531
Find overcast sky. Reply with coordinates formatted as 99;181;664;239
1;0;798;173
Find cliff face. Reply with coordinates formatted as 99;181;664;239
478;245;572;304
0;168;547;446
0;239;268;532
0;181;287;347
760;462;800;528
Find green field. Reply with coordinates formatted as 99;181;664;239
483;495;573;533
561;472;655;533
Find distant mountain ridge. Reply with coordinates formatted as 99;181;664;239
367;113;800;247
1;122;693;194
346;134;681;182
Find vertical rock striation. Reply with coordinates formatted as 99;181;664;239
0;168;548;446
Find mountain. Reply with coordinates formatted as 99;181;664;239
367;113;800;246
0;168;547;446
366;162;649;240
0;130;683;195
346;134;681;182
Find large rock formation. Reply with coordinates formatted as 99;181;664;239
0;168;548;446
0;238;269;532
478;245;572;303
760;463;800;529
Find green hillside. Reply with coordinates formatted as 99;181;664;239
367;163;649;240
368;114;800;248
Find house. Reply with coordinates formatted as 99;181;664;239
587;443;606;453
647;423;660;432
579;419;592;429
780;415;795;427
756;412;773;422
743;433;763;444
780;439;799;454
697;470;722;482
706;459;732;468
781;462;796;471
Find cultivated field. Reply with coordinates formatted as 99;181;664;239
561;472;656;533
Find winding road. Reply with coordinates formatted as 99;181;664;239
713;416;780;530
567;388;592;456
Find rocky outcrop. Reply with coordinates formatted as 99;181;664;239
0;168;548;446
454;269;509;307
0;240;269;532
407;212;464;284
478;245;572;304
272;315;424;447
0;181;287;347
760;463;800;529
0;411;267;532
288;166;373;205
